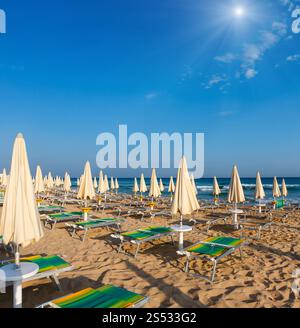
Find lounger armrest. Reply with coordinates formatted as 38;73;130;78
111;234;124;241
176;251;190;257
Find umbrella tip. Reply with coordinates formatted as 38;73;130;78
16;133;23;138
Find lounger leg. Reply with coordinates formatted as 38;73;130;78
50;274;62;292
52;221;57;231
82;229;88;242
257;227;262;240
184;258;190;273
170;235;175;246
211;260;217;283
72;228;76;238
239;247;243;260
134;244;141;259
118;241;124;253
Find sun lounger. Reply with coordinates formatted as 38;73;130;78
178;236;245;282
0;255;74;291
37;284;149;308
112;226;176;258
65;218;124;242
239;212;273;240
38;205;64;214
275;200;285;209
42;212;83;230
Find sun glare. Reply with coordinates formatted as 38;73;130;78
234;7;245;17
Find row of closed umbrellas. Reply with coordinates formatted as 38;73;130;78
0;134;288;258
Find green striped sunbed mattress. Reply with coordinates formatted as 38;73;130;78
47;285;147;308
276;200;285;209
0;255;71;273
187;236;244;258
49;212;83;220
121;226;174;241
74;218;120;228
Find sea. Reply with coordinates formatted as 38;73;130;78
71;177;300;204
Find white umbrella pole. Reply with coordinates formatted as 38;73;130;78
234;203;238;228
15;244;20;268
84;199;88;221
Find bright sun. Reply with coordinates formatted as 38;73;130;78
234;7;245;17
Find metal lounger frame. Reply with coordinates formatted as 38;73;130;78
116;230;176;258
43;214;82;230
180;240;245;283
66;219;124;242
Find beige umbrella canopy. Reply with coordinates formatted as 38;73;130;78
77;161;96;203
115;178;119;193
159;179;165;193
110;177;115;190
0;134;44;259
255;172;265;200
273;177;281;198
64;173;72;193
104;175;110;192
149;169;161;199
190;174;198;196
282;179;288;198
1;168;8;187
93;177;98;189
213;176;221;196
34;165;45;195
228;165;245;204
140;174;148;193
98;171;106;194
133;178;139;194
171;156;200;224
47;172;54;189
168;176;175;193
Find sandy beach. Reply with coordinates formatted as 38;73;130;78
1;201;299;309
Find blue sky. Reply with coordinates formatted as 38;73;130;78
0;0;300;178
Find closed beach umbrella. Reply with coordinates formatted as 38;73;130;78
133;178;139;195
47;172;54;189
104;175;110;192
273;177;281;198
255;172;265;200
43;176;48;186
159;179;165;193
64;173;72;193
228;165;245;204
34;165;45;196
0;134;44;308
213;176;221;197
93;177;98;189
115;178;119;194
1;168;7;187
149;169;161;199
213;176;221;204
140;174;147;193
228;165;245;228
98;171;106;194
171;156;200;225
110;177;115;190
168;176;175;193
190;174;198;196
282;179;288;198
0;134;44;258
77;178;80;187
77;161;95;215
